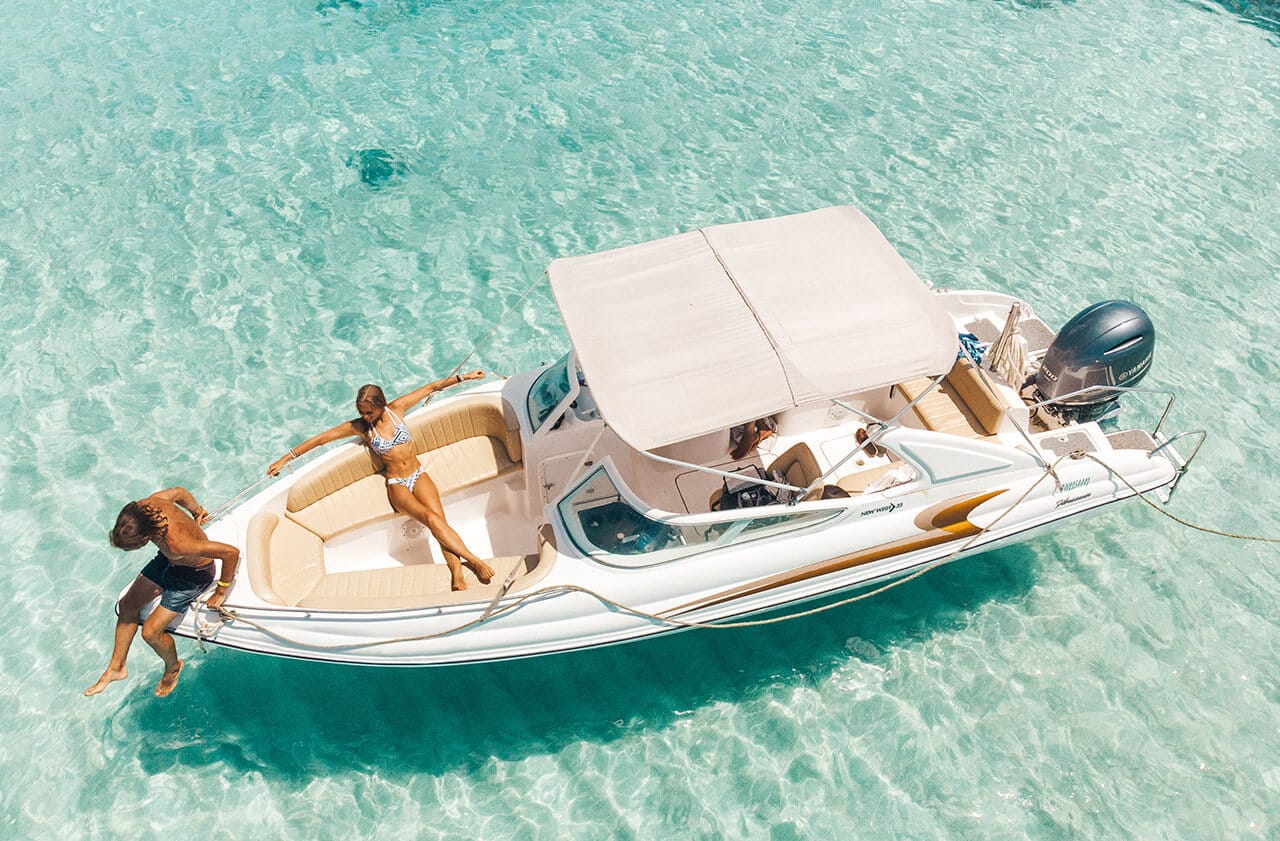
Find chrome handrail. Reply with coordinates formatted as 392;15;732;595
811;389;943;500
636;448;805;495
207;473;277;523
1151;429;1206;465
1152;429;1208;498
1025;384;1177;438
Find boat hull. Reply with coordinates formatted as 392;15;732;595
173;461;1170;666
154;272;1196;668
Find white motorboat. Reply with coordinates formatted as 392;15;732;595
181;206;1204;665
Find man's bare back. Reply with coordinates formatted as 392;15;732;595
86;487;240;698
145;496;217;567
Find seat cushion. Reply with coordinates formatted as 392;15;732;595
246;512;325;606
286;474;394;541
297;555;530;610
769;442;821;489
300;562;455;609
287;444;383;513
418;435;517;496
408;393;522;464
898;358;1007;438
946;358;1006;435
897;367;988;438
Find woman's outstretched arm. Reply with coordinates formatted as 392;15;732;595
389;369;484;413
267;419;362;475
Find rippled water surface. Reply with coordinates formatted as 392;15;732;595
2;0;1278;838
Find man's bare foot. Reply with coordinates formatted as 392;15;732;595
154;660;183;697
467;560;495;584
84;667;128;697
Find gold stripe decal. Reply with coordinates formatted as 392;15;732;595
671;489;1009;616
915;490;1007;533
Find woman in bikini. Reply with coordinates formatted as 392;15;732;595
268;370;495;591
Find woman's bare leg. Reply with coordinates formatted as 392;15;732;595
440;550;468;592
85;576;161;696
387;476;494;589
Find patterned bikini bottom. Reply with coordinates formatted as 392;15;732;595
386;467;424;494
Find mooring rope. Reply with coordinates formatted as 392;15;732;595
1076;452;1280;543
428;270;549;397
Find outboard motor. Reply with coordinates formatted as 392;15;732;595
1033;300;1155;423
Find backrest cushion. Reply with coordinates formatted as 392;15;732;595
947;358;1006;435
246;512;325;606
406;393;522;463
286;394;523;513
287;444;383;513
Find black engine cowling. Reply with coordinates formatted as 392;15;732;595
1033;300;1155;422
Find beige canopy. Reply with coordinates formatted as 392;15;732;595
547;206;958;451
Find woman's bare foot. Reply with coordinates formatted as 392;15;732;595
84;667;128;697
450;569;468;591
154;660;183;697
467;559;495;584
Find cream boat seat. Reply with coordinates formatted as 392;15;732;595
284;393;523;539
243;394;540;608
246;518;557;610
895;358;1007;439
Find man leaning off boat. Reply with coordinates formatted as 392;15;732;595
85;487;240;698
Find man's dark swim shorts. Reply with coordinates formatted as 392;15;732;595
140;553;215;613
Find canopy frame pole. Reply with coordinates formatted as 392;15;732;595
633;448;805;495
794;377;949;500
634;372;949;504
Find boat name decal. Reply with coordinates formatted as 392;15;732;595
859;501;904;517
1059;477;1090;493
1054;493;1091;509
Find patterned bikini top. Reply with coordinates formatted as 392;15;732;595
367;409;411;455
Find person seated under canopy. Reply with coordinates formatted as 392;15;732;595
729;416;777;461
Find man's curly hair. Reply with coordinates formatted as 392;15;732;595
110;500;167;550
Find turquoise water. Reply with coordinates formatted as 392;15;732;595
2;0;1278;836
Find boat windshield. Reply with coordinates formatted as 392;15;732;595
557;463;843;568
526;352;600;433
527;353;572;430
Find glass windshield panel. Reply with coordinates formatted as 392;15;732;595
526;352;601;431
557;465;842;568
527;353;572;431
